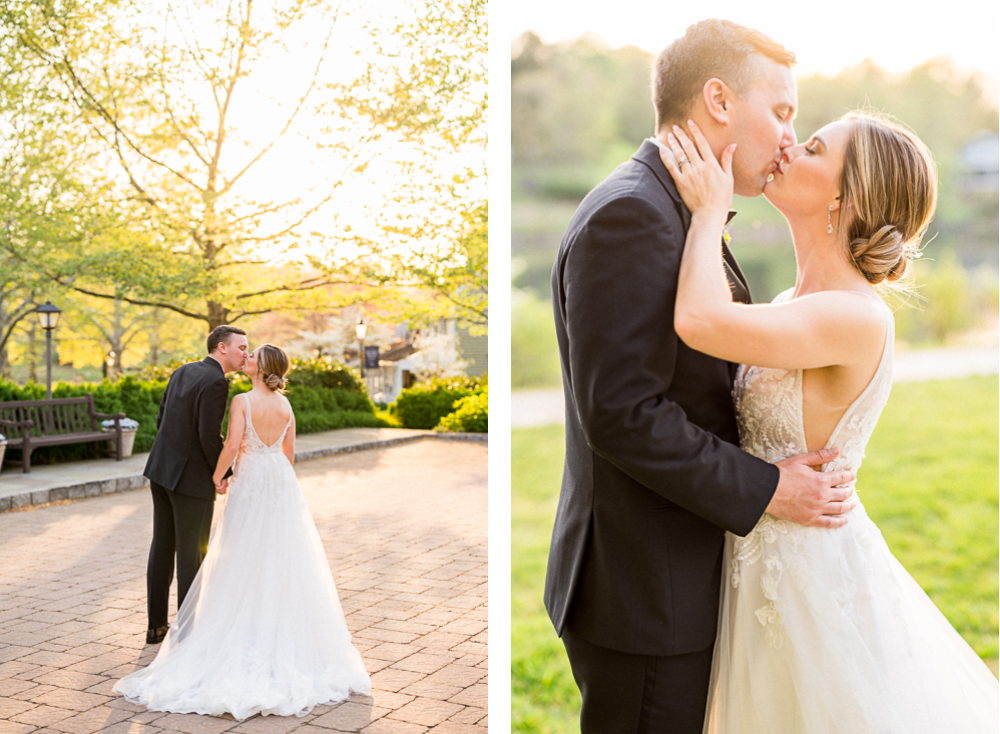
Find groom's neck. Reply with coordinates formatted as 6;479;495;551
655;119;727;163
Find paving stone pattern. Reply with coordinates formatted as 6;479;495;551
0;440;487;733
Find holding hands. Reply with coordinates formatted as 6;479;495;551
658;120;736;224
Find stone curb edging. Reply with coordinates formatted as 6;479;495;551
0;473;148;513
0;432;487;513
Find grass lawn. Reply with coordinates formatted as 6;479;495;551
512;375;999;732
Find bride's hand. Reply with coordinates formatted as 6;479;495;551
658;120;735;221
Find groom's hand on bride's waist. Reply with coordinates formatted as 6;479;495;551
767;448;858;529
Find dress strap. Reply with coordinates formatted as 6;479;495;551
241;393;259;442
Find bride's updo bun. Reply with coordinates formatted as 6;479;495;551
849;224;908;284
837;112;937;286
256;344;290;393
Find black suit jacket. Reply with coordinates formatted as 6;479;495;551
544;140;780;657
143;357;232;501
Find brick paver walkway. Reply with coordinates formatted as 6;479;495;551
0;440;487;734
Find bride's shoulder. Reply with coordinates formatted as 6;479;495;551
818;289;891;343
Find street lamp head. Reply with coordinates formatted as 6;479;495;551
35;301;62;331
355;319;367;340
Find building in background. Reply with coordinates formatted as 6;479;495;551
366;319;488;404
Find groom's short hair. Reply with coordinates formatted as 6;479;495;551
652;19;795;133
207;325;247;354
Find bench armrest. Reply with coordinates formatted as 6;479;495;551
92;411;127;420
0;417;35;429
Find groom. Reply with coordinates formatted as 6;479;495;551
545;20;858;733
142;325;248;644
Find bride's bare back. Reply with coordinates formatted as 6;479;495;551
242;390;293;447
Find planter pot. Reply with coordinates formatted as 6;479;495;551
103;429;138;458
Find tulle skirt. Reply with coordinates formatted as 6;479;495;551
114;451;371;721
704;502;998;734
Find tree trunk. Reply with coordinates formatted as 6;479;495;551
207;301;229;331
27;322;37;383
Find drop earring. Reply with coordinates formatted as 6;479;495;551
827;205;834;235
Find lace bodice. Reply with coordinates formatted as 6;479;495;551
729;290;895;648
733;290;895;479
239;394;292;457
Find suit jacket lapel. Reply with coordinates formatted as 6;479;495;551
721;229;751;305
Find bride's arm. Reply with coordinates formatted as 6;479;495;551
661;122;883;371
213;393;246;492
281;406;296;466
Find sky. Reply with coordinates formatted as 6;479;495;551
510;0;1000;81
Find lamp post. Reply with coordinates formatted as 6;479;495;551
35;301;62;399
355;319;368;378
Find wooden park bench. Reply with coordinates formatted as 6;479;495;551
0;395;127;473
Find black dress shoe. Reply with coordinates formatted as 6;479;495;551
145;626;169;644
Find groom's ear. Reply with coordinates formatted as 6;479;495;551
702;78;732;126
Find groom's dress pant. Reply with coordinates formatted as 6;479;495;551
562;628;714;734
146;481;214;630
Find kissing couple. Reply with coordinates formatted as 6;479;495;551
113;325;371;720
545;19;998;734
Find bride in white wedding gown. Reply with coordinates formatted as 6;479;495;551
114;344;370;721
659;113;998;732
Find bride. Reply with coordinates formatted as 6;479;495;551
659;113;998;732
114;344;371;721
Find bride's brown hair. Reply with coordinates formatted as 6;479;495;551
836;111;938;286
256;344;290;393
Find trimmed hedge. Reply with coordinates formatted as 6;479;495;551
436;388;488;433
390;375;487;431
0;357;387;466
0;376;167;464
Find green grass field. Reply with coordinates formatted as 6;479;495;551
512;375;999;732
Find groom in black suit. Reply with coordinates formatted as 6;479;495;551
143;325;248;644
545;20;857;733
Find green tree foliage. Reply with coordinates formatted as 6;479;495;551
0;0;486;334
512;32;654;199
337;0;487;332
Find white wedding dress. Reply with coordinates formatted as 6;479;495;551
704;290;998;733
114;396;371;721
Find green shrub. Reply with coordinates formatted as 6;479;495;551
390;376;485;429
0;357;387;466
287;357;365;393
436;388;488;433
